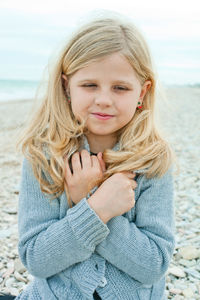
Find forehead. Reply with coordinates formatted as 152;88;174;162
70;53;139;83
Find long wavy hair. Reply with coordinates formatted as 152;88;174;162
17;15;177;208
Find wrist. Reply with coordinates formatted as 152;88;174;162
87;194;111;224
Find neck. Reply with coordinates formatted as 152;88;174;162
86;133;117;153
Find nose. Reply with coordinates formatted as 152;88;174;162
94;90;113;106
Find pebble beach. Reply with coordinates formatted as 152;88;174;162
0;86;200;299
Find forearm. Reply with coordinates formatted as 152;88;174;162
19;197;110;278
95;215;175;284
19;159;110;278
95;168;175;284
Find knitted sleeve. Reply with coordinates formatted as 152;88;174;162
95;167;175;285
18;158;110;278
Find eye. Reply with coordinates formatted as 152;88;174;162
82;84;97;88
114;86;129;91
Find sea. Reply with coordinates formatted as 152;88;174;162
0;79;39;102
0;74;199;103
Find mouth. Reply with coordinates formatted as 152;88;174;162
92;112;114;116
91;113;114;120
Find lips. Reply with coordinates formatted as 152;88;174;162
91;113;114;120
92;113;113;117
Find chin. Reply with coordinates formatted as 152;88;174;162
88;129;117;137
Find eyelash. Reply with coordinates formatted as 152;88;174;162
82;84;129;91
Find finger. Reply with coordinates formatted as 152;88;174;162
131;180;138;190
80;149;92;170
64;158;72;179
91;155;102;172
71;152;82;171
97;152;106;172
91;156;104;182
121;171;136;179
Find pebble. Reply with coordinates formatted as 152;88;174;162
179;259;196;267
5;277;15;288
3;207;17;215
0;262;4;270
0;229;12;239
169;288;182;294
168;266;186;278
2;267;14;278
0;87;200;298
179;246;200;260
14;259;26;274
13;281;26;289
184;268;200;279
182;287;194;298
14;271;28;283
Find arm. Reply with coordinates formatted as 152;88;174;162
94;168;175;285
18;158;110;278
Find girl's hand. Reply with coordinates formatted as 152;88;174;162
64;150;106;205
88;172;137;224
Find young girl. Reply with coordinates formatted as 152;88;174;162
3;14;176;300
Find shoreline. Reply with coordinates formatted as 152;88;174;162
0;83;199;104
0;98;34;104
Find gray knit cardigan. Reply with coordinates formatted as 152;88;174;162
15;136;175;300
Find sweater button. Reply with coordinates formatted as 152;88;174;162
99;277;107;287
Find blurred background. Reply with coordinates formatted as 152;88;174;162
0;0;200;102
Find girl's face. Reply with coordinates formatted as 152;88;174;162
65;52;150;146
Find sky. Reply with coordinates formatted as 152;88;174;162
0;0;200;84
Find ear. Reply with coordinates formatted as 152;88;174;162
61;73;68;90
139;80;151;104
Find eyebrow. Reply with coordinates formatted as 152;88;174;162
77;79;134;86
113;80;133;86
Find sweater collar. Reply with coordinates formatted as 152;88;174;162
81;135;148;174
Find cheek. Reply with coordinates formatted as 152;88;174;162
119;100;137;118
71;102;83;117
127;107;137;122
71;99;89;121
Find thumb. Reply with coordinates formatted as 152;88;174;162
121;171;136;179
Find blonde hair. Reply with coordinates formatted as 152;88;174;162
17;15;177;208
